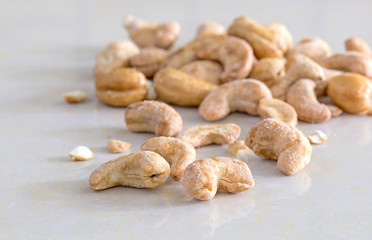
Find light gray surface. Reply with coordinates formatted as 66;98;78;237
1;0;372;239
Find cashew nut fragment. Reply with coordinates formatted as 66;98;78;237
250;58;286;87
286;79;331;123
182;157;255;200
154;68;217;107
327;73;372;114
125;100;183;137
228;140;248;156
196;22;225;37
89;151;170;190
181;123;241;148
63;90;87;103
180;60;223;85
327;104;343;117
124;16;180;49
107;139;131;153
130;47;168;78
95;68;147;107
257;98;298;127
141;137;196;181
94;40;140;77
345;37;371;56
286;38;331;63
307;130;327;145
245;118;312;176
199;79;272;121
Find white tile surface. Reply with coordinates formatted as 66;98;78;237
1;0;372;239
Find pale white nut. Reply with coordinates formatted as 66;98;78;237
182;156;255;201
63;90;87;103
196;22;225;37
94;40;139;76
286;38;331;63
141;137;196;181
181;123;241;148
69;146;94;161
199;79;272;121
107;139;131;153
228;140;248;156
145;80;157;100
179;60;222;85
257;98;298;127
345;37;371;56
286;79;331;123
327;104;343;117
249;58;286;87
89;151;170;190
245;118;312;176
307;130;327;145
125;100;183;137
129;47;168;78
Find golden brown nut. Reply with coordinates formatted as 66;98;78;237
345;37;371;56
266;23;293;53
125;100;183;137
257;98;298;127
89;151;170;190
179;60;222;85
182;156;255;200
327;73;372;114
63;90;87;103
95;68;147;107
129;47;168;78
250;58;286;87
107;139;131;153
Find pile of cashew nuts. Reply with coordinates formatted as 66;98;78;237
88;15;372;201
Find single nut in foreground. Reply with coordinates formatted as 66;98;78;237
286;79;331;123
345;37;371;56
89;151;170;191
63;90;87;103
154;68;217;107
327;73;372;114
257;98;298;127
228;140;248;156
179;60;222;85
107;139;131;153
141;137;196;181
125;100;183;137
249;58;286;87
199;79;272;121
129;47;169;78
245;118;312;175
94;40;139;76
307;130;328;145
286;38;331;63
196;22;225;37
181;123;240;148
95;68;147;107
69;146;94;161
182;156;255;201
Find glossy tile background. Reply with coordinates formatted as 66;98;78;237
1;0;371;239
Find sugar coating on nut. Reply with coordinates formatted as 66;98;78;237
228;140;248;156
69;146;94;161
107;139;131;153
307;130;328;145
257;98;298;127
63;90;87;103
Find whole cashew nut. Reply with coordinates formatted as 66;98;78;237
257;98;298;127
345;37;371;56
129;47;169;78
286;38;332;63
182;156;255;200
141;137;196;181
245;118;312;176
125;100;183;137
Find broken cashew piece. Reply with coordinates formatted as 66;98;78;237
286;38;331;63
69;146;94;161
196;22;225;37
327;104;343;117
182;156;254;200
180;60;222;85
250;58;286;87
63;90;87;103
199;79;272;121
107;139;131;153
345;37;371;56
257;98;298;127
125;100;183;137
89;151;170;190
245;118;312;176
228;140;248;156
130;47;168;78
141;137;196;181
307;130;328;145
181;123;240;148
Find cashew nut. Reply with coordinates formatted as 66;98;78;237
196;22;225;37
199;79;272;121
181;123;241;148
307;130;327;145
245;118;312;176
266;22;293;53
249;58;286;87
124;15;180;49
179;60;223;85
327;73;372;114
107;139;130;153
154;68;217;107
162;43;198;69
228;140;248;156
69;146;94;161
182;156;255;200
94;40;139;77
89;151;170;190
95;68;147;107
345;37;371;56
257;98;298;127
145;80;157;100
129;47;168;78
63;90;86;103
327;104;343;117
141;137;196;181
286;38;331;63
125;100;183;137
286;79;331;123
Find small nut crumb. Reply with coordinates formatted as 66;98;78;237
69;146;94;161
327;104;343;117
307;130;328;145
107;139;131;153
228;140;248;156
63;90;87;103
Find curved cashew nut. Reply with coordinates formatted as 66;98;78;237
286;79;331;123
125;100;183;137
345;37;371;56
179;60;223;85
249;57;286;87
181;123;241;148
199;79;272;121
266;23;293;53
257;98;298;127
286;38;331;63
182;156;255;201
196;22;225;37
141;137;196;181
245;118;312;176
129;47;169;78
89;151;170;190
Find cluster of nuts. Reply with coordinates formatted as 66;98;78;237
83;15;372;201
